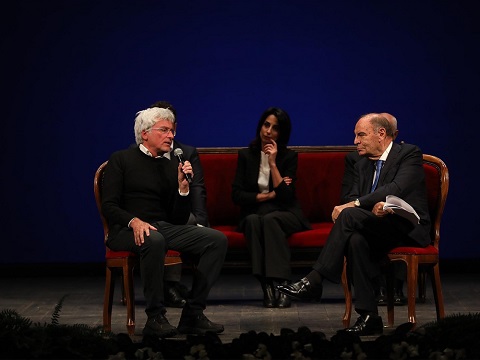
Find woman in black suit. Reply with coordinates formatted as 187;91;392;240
232;107;311;308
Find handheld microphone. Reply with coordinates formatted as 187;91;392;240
173;148;192;184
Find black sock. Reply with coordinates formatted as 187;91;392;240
305;270;323;287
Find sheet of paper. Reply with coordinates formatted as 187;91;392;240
383;195;420;225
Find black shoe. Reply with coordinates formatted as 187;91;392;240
142;314;178;338
394;288;407;306
343;314;383;336
262;282;277;308
276;281;291;308
177;312;224;335
277;277;322;302
164;283;186;308
277;292;292;308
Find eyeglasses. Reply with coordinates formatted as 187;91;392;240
149;127;176;136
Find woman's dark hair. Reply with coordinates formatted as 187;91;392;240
250;107;292;151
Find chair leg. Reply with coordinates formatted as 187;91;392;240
405;256;419;327
418;269;427;303
386;265;396;327
123;262;136;336
431;263;445;320
120;272;127;305
103;266;115;333
341;259;352;328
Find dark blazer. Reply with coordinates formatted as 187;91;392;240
170;140;209;227
231;146;311;230
344;142;431;247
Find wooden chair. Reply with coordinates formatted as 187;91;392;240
342;154;449;328
94;160;182;335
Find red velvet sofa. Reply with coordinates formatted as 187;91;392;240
198;146;355;267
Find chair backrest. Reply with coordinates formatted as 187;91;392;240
422;154;449;250
94;161;109;243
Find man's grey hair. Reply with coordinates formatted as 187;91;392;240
134;107;175;145
370;115;394;137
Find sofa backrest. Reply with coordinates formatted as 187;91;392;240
198;146;353;227
199;152;241;226
295;152;346;222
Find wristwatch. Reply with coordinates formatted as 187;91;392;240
354;199;361;207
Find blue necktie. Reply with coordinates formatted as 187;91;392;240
371;160;384;192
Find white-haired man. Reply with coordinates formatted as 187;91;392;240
102;107;227;338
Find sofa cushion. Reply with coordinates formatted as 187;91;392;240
288;223;333;247
211;222;333;249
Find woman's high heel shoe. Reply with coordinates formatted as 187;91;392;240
276;281;291;308
262;282;277;308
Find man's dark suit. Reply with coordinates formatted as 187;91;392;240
314;142;431;313
170;140;209;227
341;149;407;298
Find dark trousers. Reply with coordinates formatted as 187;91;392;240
241;210;304;280
313;207;414;314
163;213;199;282
107;221;227;318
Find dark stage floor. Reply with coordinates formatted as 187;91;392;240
1;266;479;345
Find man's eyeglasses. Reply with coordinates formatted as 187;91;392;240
149;127;176;136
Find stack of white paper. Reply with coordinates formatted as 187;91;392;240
383;195;420;225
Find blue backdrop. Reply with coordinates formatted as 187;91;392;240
2;0;479;264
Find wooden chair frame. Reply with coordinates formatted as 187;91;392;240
341;154;449;328
94;161;181;335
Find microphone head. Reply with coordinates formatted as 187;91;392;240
173;148;183;157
